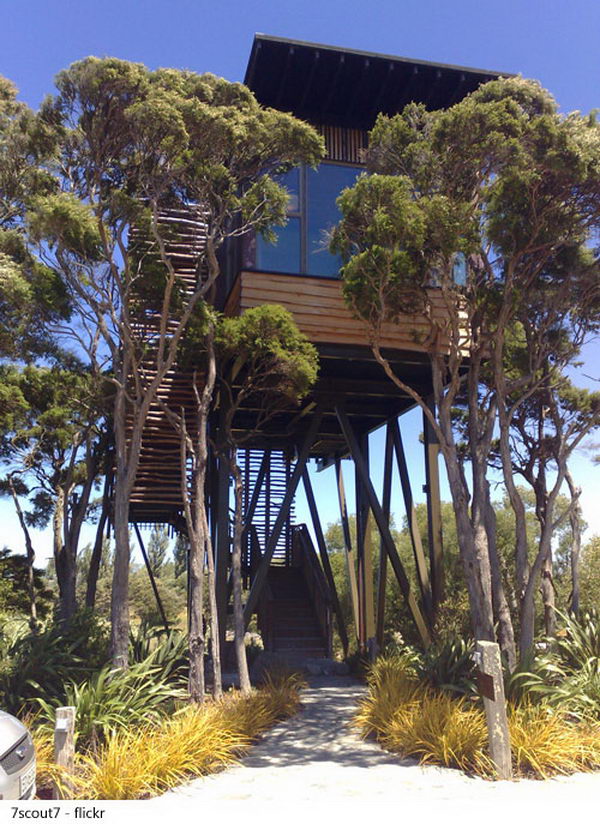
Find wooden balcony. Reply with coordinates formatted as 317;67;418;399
224;270;461;354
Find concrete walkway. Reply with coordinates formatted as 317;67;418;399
153;677;600;808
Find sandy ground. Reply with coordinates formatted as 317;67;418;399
151;677;600;814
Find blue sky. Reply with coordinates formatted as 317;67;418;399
1;0;599;558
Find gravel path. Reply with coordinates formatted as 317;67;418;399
152;677;600;808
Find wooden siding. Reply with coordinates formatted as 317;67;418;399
317;125;368;164
228;271;463;353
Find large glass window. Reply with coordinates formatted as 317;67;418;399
255;163;362;277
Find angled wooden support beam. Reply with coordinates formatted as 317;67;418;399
243;407;324;627
302;468;349;657
355;434;375;654
133;522;170;633
241;451;268;536
391;418;433;623
335;456;360;641
376;421;394;650
424;398;445;611
336;406;431;648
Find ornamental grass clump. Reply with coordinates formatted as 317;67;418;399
33;670;305;800
381;690;493;776
356;653;600;780
508;703;600;778
355;652;425;736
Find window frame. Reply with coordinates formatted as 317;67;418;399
255;160;364;278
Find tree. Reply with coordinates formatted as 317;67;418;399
215;305;318;693
147;526;169;576
0;547;54;619
0;365;106;621
331;78;600;661
25;58;324;668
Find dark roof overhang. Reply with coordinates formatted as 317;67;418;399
245;34;514;129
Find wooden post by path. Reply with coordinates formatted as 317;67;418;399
475;640;512;780
53;706;75;799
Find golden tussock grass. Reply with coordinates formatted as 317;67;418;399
356;654;600;780
39;673;305;800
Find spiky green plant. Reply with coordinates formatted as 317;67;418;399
35;655;187;751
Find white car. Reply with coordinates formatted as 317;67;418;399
0;712;36;800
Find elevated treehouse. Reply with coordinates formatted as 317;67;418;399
126;36;503;658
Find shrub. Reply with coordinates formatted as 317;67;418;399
355;653;424;736
66;671;304;799
35;655;187;751
381;690;493;776
416;637;477;697
508;702;600;778
0;611;109;714
356;652;600;780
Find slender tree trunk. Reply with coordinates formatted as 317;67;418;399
540;549;556;637
8;477;37;630
205;529;223;699
53;485;77;623
438;415;495;642
565;468;582;616
231;459;251;695
86;469;111;609
183;335;221;701
110;478;131;668
484;480;517;671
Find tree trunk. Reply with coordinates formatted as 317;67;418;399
540;550;556;637
86;471;110;609
565;468;582;616
8;477;37;630
205;531;223;699
231;459;251;695
53;485;77;623
440;435;495;642
484;481;517;671
110;476;131;669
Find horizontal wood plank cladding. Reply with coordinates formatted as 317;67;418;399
317;125;367;164
238;271;456;352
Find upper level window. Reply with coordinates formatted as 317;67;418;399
255;162;362;277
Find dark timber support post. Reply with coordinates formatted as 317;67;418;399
243;407;324;627
302;468;349;657
392;419;433;624
133;523;170;633
424;398;444;613
335;456;360;642
356;434;375;656
376;421;394;650
336;406;431;648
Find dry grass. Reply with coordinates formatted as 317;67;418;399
381;690;493;775
33;672;304;800
508;703;600;778
356;654;600;780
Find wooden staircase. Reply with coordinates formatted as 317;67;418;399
257;527;333;659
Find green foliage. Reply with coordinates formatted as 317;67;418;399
0;610;110;714
0;547;54;617
35;653;187;751
216;305;319;407
146;526;169;575
129;625;189;685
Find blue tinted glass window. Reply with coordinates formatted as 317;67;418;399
452;252;467;286
306;165;362;276
256;217;301;274
255;169;301;272
254;163;363;276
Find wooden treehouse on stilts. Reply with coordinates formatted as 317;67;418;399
126;37;502;661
